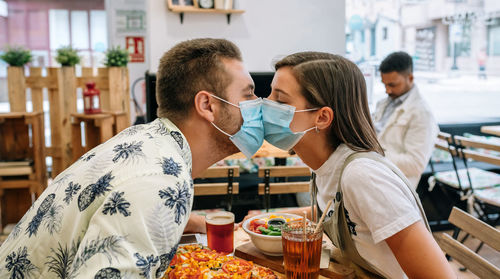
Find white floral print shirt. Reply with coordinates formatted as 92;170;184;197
0;118;193;279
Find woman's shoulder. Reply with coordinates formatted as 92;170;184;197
341;154;406;191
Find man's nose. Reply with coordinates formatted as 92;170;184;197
385;87;392;94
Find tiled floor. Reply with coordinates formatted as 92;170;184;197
434;229;500;279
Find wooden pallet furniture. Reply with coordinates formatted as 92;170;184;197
7;66;130;177
0;112;47;230
194;166;240;211
70;111;128;161
257;166;311;212
437;207;500;278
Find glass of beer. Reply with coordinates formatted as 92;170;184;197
282;220;323;279
205;211;235;254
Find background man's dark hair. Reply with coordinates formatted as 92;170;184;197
379;51;413;75
156;38;242;122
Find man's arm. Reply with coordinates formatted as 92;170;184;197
70;175;190;278
184;213;206;233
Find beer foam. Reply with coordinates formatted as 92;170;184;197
206;213;234;225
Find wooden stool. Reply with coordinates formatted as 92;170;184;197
0;112;47;230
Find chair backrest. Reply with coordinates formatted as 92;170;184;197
193;166;240;211
454;135;500;167
430;131;465;191
437;207;500;278
434;131;458;156
257;166;311;211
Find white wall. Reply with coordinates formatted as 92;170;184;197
105;0;149;123
147;0;345;72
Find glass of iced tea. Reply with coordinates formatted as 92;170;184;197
282;220;323;279
205;211;235;254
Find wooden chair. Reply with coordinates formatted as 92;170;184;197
429;133;500;214
0;112;47;230
454;135;500;226
437;207;500;278
258;166;311;212
194;166;240;211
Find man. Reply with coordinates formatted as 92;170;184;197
0;39;258;278
373;51;438;189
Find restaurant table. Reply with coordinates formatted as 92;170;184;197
224;141;294;160
481;125;500;137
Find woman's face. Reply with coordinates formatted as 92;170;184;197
268;66;317;133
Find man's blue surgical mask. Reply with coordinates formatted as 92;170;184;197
262;98;318;151
210;95;264;158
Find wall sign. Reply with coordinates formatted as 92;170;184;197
116;10;146;33
126;36;145;63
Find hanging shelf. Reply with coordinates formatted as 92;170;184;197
168;6;245;24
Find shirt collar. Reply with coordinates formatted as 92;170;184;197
389;84;415;105
158;117;192;171
313;144;353;177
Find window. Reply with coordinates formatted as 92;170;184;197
49;9;70;50
488;24;500;56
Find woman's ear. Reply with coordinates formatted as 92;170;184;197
194;91;216;122
315;107;334;130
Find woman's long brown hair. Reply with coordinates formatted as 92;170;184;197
275;52;384;155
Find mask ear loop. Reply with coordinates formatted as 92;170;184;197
295;108;319;112
209;94;240;109
302;126;317;133
211;122;233;137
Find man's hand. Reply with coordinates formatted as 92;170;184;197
184;213;206;234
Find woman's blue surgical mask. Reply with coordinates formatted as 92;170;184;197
262;98;318;151
210;94;264;158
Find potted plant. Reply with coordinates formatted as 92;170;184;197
1;46;32;111
0;46;32;66
102;46;130;116
55;46;80;66
104;46;129;67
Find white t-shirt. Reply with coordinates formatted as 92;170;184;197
315;144;423;279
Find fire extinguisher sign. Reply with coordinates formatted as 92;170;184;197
126;36;145;63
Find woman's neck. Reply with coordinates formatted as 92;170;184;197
293;134;335;170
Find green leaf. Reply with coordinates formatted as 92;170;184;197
0;46;32;66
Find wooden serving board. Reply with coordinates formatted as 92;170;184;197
235;242;355;279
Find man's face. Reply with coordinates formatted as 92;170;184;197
381;71;413;99
212;58;255;152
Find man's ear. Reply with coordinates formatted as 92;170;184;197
315;107;334;131
408;73;414;84
194;91;216;122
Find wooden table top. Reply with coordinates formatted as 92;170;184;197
233;228;358;279
481;125;500;137
223;141;295;160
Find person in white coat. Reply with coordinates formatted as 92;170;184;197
373;52;438;189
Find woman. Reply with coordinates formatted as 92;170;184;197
249;52;455;278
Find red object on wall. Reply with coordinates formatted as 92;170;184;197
83;82;101;114
126;36;145;63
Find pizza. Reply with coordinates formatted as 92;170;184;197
164;244;278;279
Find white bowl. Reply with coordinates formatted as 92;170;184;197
242;213;301;256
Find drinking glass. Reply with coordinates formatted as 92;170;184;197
205;211;234;254
282;220;323;279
